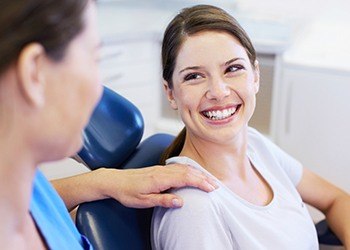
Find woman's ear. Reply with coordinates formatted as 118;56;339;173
163;81;178;110
253;60;260;94
16;43;46;108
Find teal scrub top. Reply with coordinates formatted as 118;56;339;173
30;170;92;250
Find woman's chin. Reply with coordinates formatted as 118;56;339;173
60;136;84;160
71;136;84;155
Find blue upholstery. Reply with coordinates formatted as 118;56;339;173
316;219;342;246
78;87;144;170
76;86;174;250
75;86;342;249
76;134;175;250
77;199;153;250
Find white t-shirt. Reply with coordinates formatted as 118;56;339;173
151;127;318;250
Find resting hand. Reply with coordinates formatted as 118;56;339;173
97;164;218;208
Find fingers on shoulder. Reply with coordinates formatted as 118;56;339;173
167;163;218;191
137;193;183;208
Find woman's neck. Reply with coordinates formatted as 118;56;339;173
0;135;38;248
0;68;47;248
180;128;250;181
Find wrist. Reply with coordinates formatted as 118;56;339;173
94;168;122;200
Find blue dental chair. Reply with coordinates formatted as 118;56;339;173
75;86;342;250
75;86;174;250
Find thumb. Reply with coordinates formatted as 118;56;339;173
146;193;184;208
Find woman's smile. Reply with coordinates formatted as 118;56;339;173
201;104;241;123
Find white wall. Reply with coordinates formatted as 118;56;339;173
236;0;350;39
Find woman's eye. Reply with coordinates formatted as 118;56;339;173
184;73;203;82
225;64;244;73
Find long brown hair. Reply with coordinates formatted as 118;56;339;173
0;0;89;74
160;4;257;164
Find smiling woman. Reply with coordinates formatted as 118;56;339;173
164;31;259;145
159;4;259;163
152;4;350;250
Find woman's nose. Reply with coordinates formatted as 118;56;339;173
205;77;230;101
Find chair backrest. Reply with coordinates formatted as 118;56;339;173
77;86;144;170
75;86;174;250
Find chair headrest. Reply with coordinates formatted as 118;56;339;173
77;86;144;170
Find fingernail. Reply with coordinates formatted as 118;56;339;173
172;199;182;207
209;184;216;191
210;179;219;189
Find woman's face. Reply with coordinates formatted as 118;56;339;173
41;0;102;159
165;31;259;144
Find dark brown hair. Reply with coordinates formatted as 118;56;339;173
0;0;89;74
160;4;257;164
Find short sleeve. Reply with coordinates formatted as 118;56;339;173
151;187;236;250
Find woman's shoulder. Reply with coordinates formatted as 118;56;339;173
164;156;221;209
167;186;219;214
152;186;222;235
151;187;230;249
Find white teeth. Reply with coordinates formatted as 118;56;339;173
203;107;237;120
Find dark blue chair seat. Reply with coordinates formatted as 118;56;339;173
77;199;153;250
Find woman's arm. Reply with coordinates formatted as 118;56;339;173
297;168;350;248
51;164;218;211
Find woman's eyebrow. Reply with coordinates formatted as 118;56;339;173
224;57;245;66
178;58;246;74
179;66;202;74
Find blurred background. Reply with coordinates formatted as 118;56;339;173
40;0;350;233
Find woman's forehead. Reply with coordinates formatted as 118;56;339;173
175;31;248;66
